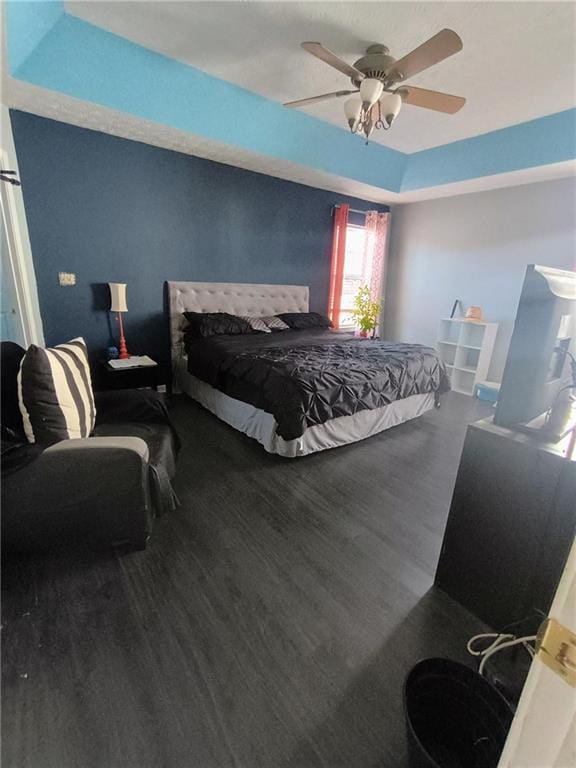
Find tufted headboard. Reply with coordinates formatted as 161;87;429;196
167;280;309;365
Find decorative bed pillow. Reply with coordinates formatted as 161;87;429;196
277;312;332;330
183;312;253;338
237;316;271;333
261;315;290;331
18;337;96;445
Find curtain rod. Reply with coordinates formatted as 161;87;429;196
333;205;373;216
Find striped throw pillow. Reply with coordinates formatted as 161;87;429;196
261;315;290;331
18;337;96;445
237;315;271;333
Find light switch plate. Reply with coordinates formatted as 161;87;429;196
59;272;76;286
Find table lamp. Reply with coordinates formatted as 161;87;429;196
109;282;130;359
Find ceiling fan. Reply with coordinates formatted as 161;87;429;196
284;29;466;141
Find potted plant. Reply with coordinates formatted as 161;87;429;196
352;285;381;338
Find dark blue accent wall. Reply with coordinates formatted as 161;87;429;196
11;110;387;362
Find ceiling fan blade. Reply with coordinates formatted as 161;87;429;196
284;90;359;108
301;42;365;81
397;86;466;114
385;29;463;82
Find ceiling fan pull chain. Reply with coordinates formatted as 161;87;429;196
375;101;386;131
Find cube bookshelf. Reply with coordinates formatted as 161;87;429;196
436;318;499;396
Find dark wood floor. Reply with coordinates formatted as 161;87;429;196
2;393;492;768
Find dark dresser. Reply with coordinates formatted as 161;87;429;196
435;416;576;630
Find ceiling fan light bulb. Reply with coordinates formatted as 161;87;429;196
344;99;362;131
380;93;403;126
359;78;383;111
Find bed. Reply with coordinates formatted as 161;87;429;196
167;281;449;457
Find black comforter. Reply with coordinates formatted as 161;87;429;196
186;330;450;440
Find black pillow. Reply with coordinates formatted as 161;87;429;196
277;312;332;330
183;312;253;339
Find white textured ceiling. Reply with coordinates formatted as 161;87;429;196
65;0;576;153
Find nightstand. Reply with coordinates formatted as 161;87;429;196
95;359;168;393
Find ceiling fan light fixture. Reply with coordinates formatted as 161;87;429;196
359;78;384;111
380;93;403;126
291;31;466;143
344;98;362;131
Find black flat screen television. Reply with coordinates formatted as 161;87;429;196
494;264;576;430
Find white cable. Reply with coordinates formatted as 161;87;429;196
524;642;536;658
467;633;514;656
478;635;537;676
467;632;537;676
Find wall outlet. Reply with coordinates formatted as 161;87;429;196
59;272;76;286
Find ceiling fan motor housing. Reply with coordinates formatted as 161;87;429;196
351;44;397;87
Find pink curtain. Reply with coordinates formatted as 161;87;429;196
363;211;390;302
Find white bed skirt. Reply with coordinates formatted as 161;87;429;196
176;360;435;458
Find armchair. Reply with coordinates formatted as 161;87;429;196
1;342;179;553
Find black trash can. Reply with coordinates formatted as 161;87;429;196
404;658;514;768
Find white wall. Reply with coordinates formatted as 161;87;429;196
383;177;576;381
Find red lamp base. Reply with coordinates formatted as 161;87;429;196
117;313;130;359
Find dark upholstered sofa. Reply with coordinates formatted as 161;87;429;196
1;342;179;553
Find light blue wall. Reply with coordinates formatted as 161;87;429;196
4;0;63;72
402;110;576;191
383;177;576;380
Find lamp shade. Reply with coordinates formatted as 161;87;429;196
109;282;128;313
380;93;403;126
344;99;362;130
360;78;384;111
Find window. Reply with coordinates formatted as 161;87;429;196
339;224;369;328
328;206;389;330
